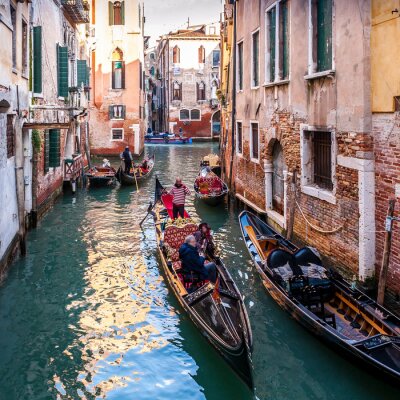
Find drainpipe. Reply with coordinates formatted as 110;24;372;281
228;0;237;190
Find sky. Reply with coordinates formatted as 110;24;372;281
144;0;223;46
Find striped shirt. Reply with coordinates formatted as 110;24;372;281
169;185;191;206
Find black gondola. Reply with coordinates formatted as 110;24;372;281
239;210;400;385
116;154;155;186
194;167;228;206
153;178;253;387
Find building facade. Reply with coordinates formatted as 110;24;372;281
156;24;221;139
144;45;158;133
220;0;375;283
371;1;400;302
89;0;146;156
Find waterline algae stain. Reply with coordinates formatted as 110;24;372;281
0;144;399;399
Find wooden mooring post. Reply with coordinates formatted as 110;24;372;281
377;199;396;305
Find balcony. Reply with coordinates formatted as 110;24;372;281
61;0;90;24
64;153;83;182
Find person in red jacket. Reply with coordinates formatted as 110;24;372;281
168;177;191;219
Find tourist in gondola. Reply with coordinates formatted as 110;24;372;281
194;222;215;257
121;146;133;174
179;235;217;283
167;177;191;219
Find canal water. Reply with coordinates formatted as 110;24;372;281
0;143;399;400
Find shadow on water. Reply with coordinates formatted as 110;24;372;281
0;143;399;400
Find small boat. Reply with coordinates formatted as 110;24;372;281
145;132;192;145
239;211;400;385
194;167;228;206
153;178;253;387
116;154;155;186
200;153;221;176
86;164;116;187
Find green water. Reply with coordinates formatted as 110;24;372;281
0;143;398;400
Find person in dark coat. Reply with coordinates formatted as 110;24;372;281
179;235;217;283
121;146;133;174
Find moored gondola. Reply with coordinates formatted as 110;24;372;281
86;164;116;187
239;210;400;385
200;153;221;176
153;177;253;387
194;167;228;206
116;154;155;186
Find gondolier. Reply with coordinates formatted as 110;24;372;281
121;146;133;174
168;177;191;219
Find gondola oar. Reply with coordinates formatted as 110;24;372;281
139;201;155;228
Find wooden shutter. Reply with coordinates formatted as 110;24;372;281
33;26;42;93
108;1;113;25
281;0;289;79
109;105;114;119
269;9;276;82
44;131;49;173
122;105;126;119
57;45;69;98
121;61;125;89
77;60;87;87
121;1;125;24
49;129;61;168
317;0;332;72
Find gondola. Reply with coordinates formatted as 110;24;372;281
239;210;400;385
200;153;221;176
194;167;228;206
152;177;253;387
116;154;155;186
86;165;116;187
145;132;192;144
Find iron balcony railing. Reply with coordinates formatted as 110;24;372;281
61;0;90;24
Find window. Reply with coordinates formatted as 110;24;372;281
109;1;125;25
57;44;69;98
237;41;243;90
109;105;126;119
10;5;16;69
313;131;333;190
44;131;49;173
190;109;201;121
49;129;61;168
179;109;190;120
173;46;180;64
6;115;14;158
172;81;182;101
236;121;243;154
272;141;286;215
309;0;333;74
266;1;289;83
198;46;205;64
250;122;259;160
209;26;216;35
150;52;155;60
77;60;88;87
150;66;155;76
212;50;220;67
197;81;206;101
33;26;42;94
112;61;125;89
22;20;28;76
111;128;123;140
251;30;260;87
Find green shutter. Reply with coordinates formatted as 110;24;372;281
57;45;69;98
121;1;125;24
281;1;289;79
44;131;49;173
109;1;114;25
33;26;42;93
77;60;87;87
317;0;332;72
49;129;60;168
269;8;276;82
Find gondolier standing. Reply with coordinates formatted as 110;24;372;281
168;177;191;219
121;146;133;174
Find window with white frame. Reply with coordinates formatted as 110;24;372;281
237;41;244;91
301;128;335;193
251;30;260;87
109;105;125;120
265;0;289;83
179;109;190;120
212;50;220;67
308;0;333;74
236;121;243;154
250;122;259;160
190;109;201;121
111;128;123;140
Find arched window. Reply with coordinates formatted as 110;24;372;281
109;1;125;26
173;45;180;64
198;45;205;64
190;109;201;121
112;48;125;89
172;81;182;101
150;52;155;61
180;109;190;120
197;81;206;101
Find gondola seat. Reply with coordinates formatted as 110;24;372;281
196;176;223;195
